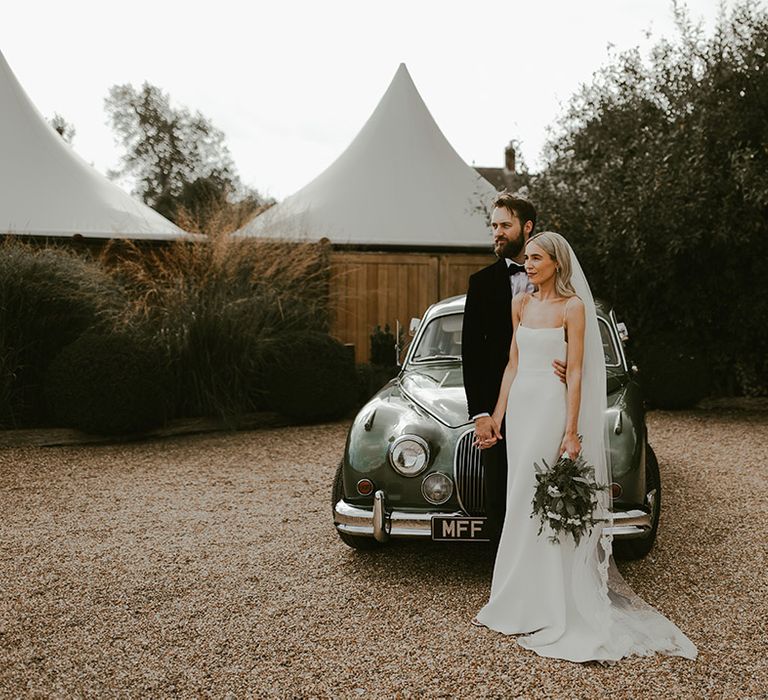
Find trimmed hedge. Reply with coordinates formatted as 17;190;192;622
635;335;710;409
355;363;399;407
0;241;119;426
45;331;170;434
263;332;357;422
370;324;398;367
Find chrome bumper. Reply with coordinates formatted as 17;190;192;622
334;490;652;542
335;490;456;542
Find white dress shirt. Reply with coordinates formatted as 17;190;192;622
507;258;534;297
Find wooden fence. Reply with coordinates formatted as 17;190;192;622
329;251;495;363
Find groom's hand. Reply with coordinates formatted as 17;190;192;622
553;359;567;383
473;416;502;449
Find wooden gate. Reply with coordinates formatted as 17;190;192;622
329;250;494;362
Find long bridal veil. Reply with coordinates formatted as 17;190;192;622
561;235;697;660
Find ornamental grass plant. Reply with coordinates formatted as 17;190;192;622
173;193;269;237
1;196;360;430
102;229;334;420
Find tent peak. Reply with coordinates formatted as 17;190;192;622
236;62;496;247
392;62;414;84
0;49;186;240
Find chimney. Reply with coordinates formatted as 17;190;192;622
504;141;516;173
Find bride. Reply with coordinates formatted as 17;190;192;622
472;231;697;662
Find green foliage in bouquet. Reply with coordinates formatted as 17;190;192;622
531;453;607;545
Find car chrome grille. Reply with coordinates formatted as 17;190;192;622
453;428;485;515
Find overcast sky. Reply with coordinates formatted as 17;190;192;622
2;0;731;200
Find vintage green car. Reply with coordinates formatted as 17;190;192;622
332;294;660;560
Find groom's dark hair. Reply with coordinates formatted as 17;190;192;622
493;191;537;232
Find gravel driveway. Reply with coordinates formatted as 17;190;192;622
1;410;766;698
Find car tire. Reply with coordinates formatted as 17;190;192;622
331;461;382;551
613;444;661;560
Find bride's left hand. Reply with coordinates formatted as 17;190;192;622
560;432;581;459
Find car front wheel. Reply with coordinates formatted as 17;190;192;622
331;461;382;551
613;444;661;560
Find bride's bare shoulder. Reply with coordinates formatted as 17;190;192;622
564;295;585;319
511;292;528;319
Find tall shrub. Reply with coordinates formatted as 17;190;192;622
0;240;119;426
532;1;768;401
103;233;333;418
263;331;357;422
45;331;170;434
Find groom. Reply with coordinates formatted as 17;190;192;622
462;192;564;540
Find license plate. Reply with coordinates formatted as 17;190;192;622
431;516;489;541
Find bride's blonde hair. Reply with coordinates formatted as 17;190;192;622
527;231;576;297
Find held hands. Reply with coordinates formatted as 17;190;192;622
559;431;582;459
473;415;503;450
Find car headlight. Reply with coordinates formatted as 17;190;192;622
389;435;429;476
421;472;453;505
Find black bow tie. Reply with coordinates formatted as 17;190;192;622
508;262;526;275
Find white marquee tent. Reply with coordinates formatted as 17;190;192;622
0;50;186;241
237;64;497;248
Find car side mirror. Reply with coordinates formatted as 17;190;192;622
409;317;421;337
616;321;629;343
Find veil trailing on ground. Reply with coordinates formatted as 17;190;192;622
561;236;698;660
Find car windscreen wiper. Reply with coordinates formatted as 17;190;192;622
412;354;462;362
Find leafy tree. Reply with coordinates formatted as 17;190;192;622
105;82;267;229
48;113;75;143
531;1;768;398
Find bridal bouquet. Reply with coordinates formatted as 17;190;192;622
531;453;606;545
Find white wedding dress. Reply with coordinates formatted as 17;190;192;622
475;322;698;662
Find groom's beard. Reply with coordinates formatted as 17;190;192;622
495;235;525;260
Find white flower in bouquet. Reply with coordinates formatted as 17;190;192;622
531;453;607;545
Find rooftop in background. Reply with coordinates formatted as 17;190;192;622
474;142;527;194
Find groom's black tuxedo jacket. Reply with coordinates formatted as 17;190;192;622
462;258;513;420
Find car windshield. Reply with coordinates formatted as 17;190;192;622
412;313;463;362
598;318;621;367
412;311;622;367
